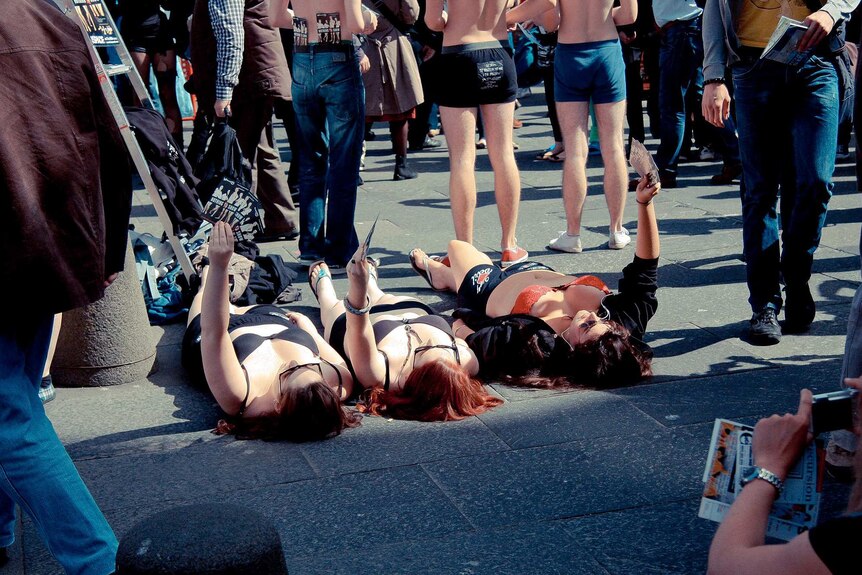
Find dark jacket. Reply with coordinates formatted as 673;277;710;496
0;0;132;314
126;106;203;235
190;0;291;110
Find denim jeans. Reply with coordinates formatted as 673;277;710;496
733;55;838;312
0;315;117;575
656;17;703;174
292;49;364;266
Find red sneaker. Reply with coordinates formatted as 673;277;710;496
500;246;528;268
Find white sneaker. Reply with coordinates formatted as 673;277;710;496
608;227;631;249
547;231;582;253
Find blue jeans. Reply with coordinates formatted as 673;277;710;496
656;17;703;174
292;49;364;266
733;55;838;312
0;315;117;574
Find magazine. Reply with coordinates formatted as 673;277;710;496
761;16;814;67
201;177;264;243
698;419;822;541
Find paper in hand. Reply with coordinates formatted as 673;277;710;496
629;140;659;187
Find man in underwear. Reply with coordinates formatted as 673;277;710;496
508;0;636;253
425;0;528;268
271;0;376;272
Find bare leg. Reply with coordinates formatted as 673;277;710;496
595;101;628;233
129;52;151;109
440;106;478;243
42;314;62;378
481;102;521;250
410;248;457;291
311;263;347;339
448;240;494;291
556;101;591;236
153;50;183;145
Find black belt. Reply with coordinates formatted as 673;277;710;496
294;42;353;54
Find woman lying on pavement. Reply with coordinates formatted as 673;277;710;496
183;221;359;441
409;176;660;388
309;243;502;421
707;379;862;575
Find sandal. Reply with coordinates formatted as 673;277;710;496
547;149;566;162
307;260;331;301
408;249;447;292
429;255;450;267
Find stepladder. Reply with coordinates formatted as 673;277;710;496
53;0;199;283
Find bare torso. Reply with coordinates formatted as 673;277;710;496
290;0;356;43
558;0;619;43
485;271;607;332
439;0;511;45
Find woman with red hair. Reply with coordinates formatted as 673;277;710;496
309;243;502;421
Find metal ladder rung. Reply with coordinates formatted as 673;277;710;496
104;63;132;77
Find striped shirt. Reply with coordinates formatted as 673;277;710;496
208;0;244;101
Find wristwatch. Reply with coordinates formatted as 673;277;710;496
740;466;784;494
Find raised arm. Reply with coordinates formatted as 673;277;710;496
199;222;252;415
505;0;556;27
634;176;660;260
268;0;294;28
343;245;387;388
425;0;447;32
706;390;829;575
612;0;637;27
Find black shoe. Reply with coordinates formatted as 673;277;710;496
659;170;677;189
784;283;815;333
393;155;418;181
254;229;299;243
710;163;742;185
0;547;8;567
408;136;442;151
748;308;782;345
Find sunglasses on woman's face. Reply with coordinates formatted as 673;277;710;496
413;342;461;369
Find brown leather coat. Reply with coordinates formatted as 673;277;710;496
0;0;132;314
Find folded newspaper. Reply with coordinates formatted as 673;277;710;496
202;177;264;243
761;16;814;67
698;419;822;541
628;139;659;187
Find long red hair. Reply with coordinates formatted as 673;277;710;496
359;360;502;421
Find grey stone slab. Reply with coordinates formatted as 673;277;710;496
476;390;662;449
560;499;713;575
47;380;221;459
422;426;707;529
217;465;473;557
615;359;843;427
298;414;510;476
290;522;608;575
75;437;316;513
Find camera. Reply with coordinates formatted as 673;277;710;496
811;389;859;436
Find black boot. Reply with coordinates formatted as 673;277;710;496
393;155;418;181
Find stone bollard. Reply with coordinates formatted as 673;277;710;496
52;241;156;387
116;504;289;574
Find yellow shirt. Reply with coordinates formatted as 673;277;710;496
737;0;815;48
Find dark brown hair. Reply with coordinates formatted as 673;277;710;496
499;321;652;390
216;379;360;441
358;360;503;421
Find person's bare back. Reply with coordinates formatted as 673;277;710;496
426;0;511;45
557;0;631;43
272;0;365;42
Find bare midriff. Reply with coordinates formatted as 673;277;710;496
291;0;356;43
440;0;511;46
485;270;606;319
